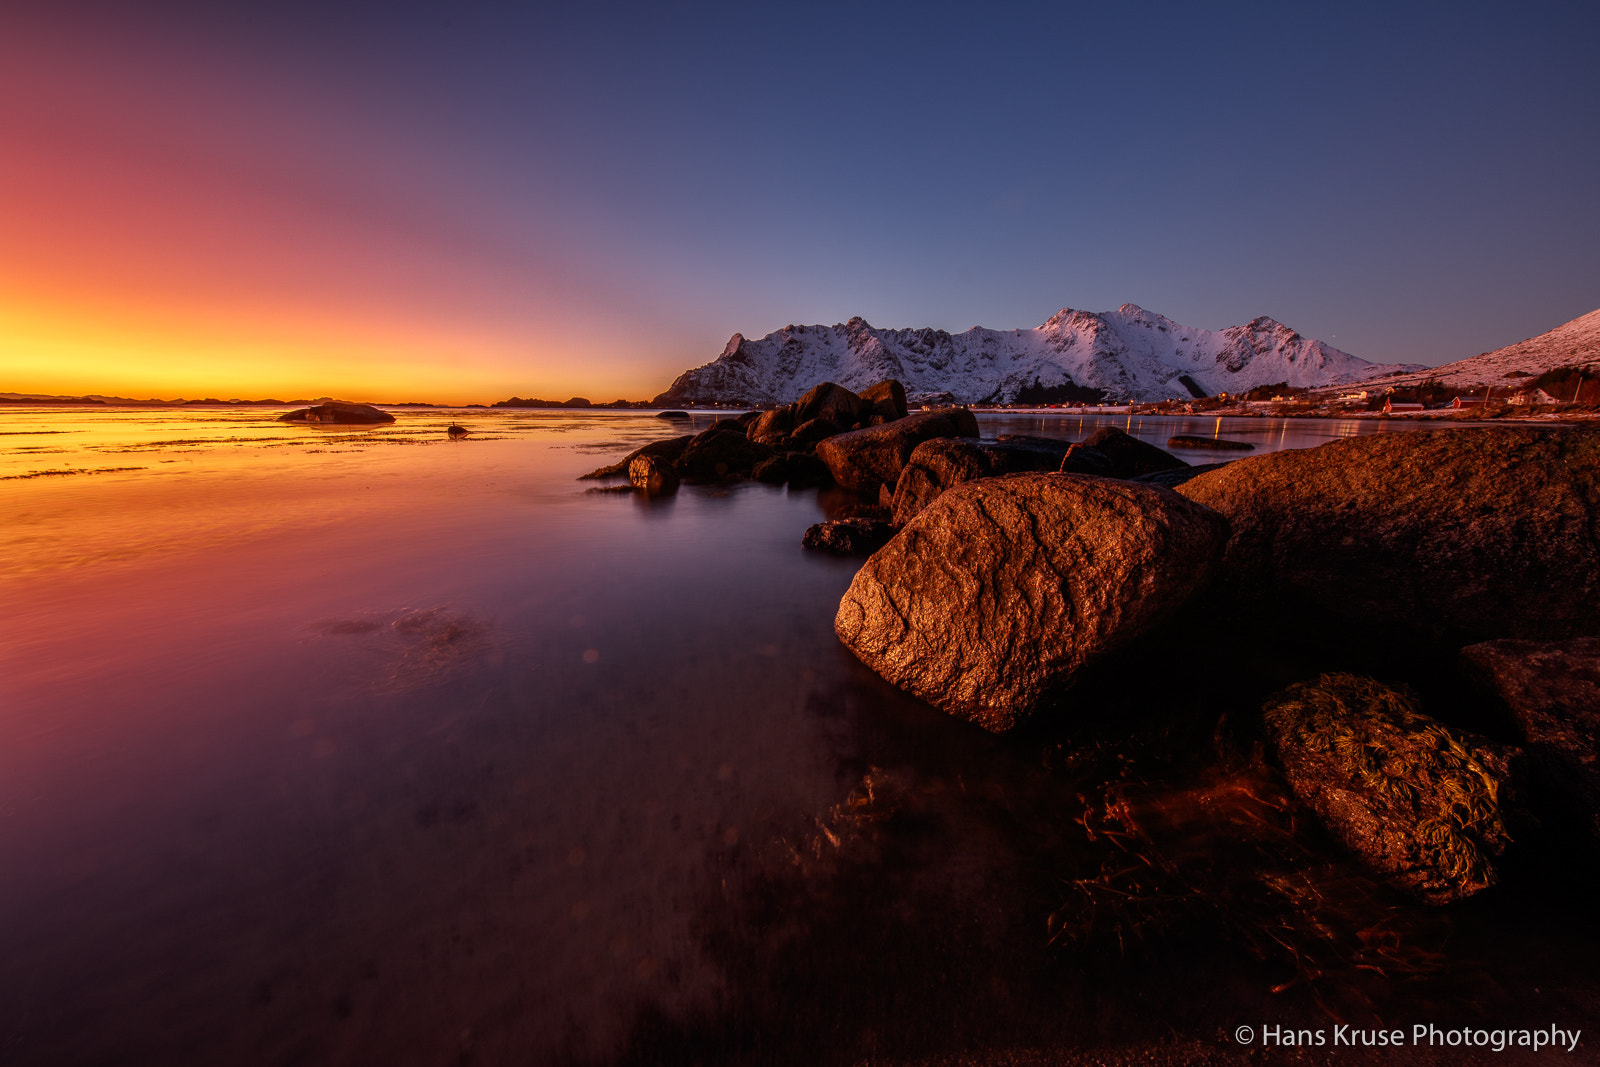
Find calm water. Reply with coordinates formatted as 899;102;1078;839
1;408;1591;1065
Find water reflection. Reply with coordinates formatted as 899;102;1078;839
0;407;1586;1065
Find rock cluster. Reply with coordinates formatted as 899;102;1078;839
824;422;1600;903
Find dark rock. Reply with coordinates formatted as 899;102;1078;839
859;379;909;421
277;401;395;425
1462;638;1600;844
794;382;872;429
446;423;470;439
788;417;845;448
750;407;796;445
1058;443;1114;477
674;428;775;483
814;408;981;496
1167;434;1255;451
752;454;790;484
1264;673;1516;904
655;410;690;420
802;518;895;556
835;473;1229;732
1178;427;1600;644
580;435;693;479
890;439;1068;525
1080;427;1188;478
629;454;679;496
1133;462;1231;489
783;452;832;489
697;419;749;440
734;410;763;429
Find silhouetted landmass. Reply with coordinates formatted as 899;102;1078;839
492;396;654;409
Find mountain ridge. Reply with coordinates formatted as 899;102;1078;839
655;304;1426;405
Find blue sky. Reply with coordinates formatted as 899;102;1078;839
4;0;1597;398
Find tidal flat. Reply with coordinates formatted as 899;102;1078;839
2;407;1595;1066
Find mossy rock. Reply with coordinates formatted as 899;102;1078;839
1264;673;1515;904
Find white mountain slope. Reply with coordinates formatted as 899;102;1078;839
655;304;1424;405
1327;307;1600;394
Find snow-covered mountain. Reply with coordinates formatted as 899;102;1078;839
1326;307;1600;393
654;305;1424;405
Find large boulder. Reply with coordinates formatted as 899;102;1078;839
277;401;394;425
1133;462;1231;489
750;406;796;445
794;382;873;429
580;435;693;479
1462;638;1600;844
890;438;1071;525
835;474;1229;732
1081;427;1188;478
1264;673;1516;904
815;408;980;496
1178;427;1600;644
859;379;909;421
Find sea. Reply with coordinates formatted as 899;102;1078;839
2;406;1593;1065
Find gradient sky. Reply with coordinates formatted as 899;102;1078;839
3;0;1597;402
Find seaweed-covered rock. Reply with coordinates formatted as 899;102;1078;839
1178;427;1600;643
277;401;395;425
1264;674;1515;904
836;473;1229;733
890;438;1070;525
802;519;895;557
1081;427;1188;478
752;454;790;485
1462;638;1600;844
815;408;980;496
580;435;693;479
629;454;679;496
673;427;775;483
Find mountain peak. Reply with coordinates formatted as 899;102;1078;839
656;305;1408;406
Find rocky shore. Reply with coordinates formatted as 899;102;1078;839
583;378;1600;1043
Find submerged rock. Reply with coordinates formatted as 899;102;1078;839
277;401;395;425
890;438;1069;525
1133;462;1231;489
1462;638;1600;844
1264;673;1515;904
1080;427;1188;478
1167;434;1254;451
629;454;679;496
802;518;895;557
815;408;980;496
835;473;1228;733
1178;427;1600;644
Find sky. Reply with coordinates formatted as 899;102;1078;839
2;0;1597;403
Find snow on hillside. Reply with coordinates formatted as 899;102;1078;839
655;305;1423;405
1330;307;1600;394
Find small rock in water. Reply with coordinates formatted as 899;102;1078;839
277;401;395;425
629;454;679;496
446;423;470;439
1167;434;1253;450
656;410;691;420
1264;673;1516;904
802;519;895;557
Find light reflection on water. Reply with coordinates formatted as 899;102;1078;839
0;407;1570;1064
